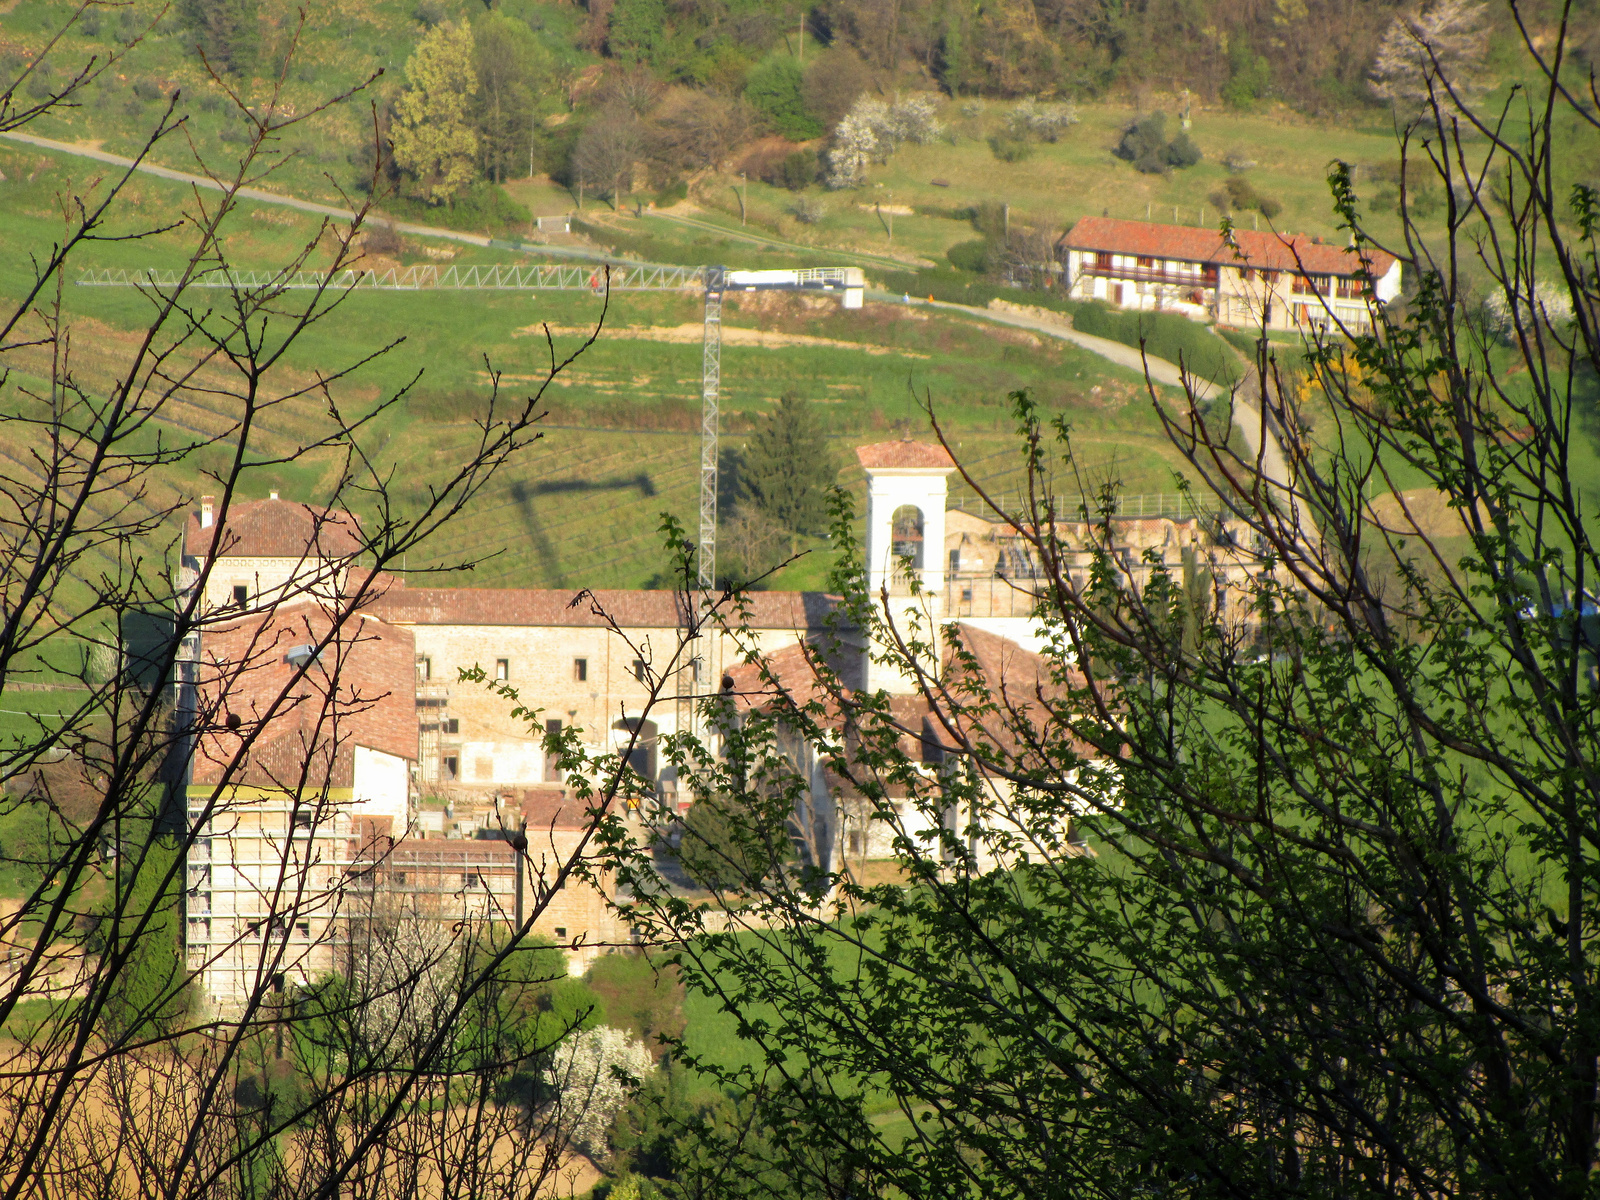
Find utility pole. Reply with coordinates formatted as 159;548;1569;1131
798;8;804;62
698;266;725;590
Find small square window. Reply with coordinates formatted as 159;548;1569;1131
495;659;509;681
574;657;588;682
554;926;568;939
232;585;249;608
292;809;313;830
442;718;459;735
295;921;310;939
632;658;647;683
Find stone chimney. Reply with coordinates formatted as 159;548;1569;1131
200;495;214;529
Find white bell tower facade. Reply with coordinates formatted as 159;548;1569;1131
855;441;957;694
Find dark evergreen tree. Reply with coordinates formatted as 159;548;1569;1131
176;0;260;76
739;393;834;539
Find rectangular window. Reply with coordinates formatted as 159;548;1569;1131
232;585;249;608
1094;251;1112;269
554;926;568;939
295;921;310;939
442;718;459;735
1137;255;1154;268
632;659;647;683
495;658;509;681
1112;283;1125;306
270;972;286;994
949;548;961;573
394;872;407;886
418;656;431;680
690;657;702;683
573;657;588;682
292;809;313;830
442;755;459;780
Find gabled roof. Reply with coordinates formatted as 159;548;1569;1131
370;587;838;631
855;441;957;471
1059;216;1397;278
189;601;417;788
185;498;364;559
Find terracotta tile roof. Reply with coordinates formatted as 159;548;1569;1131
855;441;958;470
189;602;417;787
1059;216;1396;278
369;587;838;631
185;498;364;559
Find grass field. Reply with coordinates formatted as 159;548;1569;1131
0;141;1217;591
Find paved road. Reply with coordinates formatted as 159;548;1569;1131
882;291;1296;500
10;128;1297;503
2;130;625;264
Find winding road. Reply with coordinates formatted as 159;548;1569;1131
6;128;1295;501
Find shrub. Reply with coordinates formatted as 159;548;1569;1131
122;96;145;116
1006;98;1079;142
1257;196;1283;219
131;79;162;101
25;75;54;101
1164;131;1202;168
654;178;688;206
80;11;101;36
1224;175;1260;208
198;91;224;113
987;135;1033;162
778;149;817;191
947;239;990;272
790;194;826;224
1115;112;1201;173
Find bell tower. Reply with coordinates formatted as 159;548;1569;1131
855;441;957;694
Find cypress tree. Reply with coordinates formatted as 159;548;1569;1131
739;393;834;539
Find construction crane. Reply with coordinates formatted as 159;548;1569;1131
74;260;866;590
697;267;863;589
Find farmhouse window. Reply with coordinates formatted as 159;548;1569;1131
495;658;509;681
633;658;647;683
554;927;568;939
1137;255;1155;268
442;718;458;735
442;755;459;780
232;585;249;608
574;657;588;682
419;656;431;680
1095;251;1113;269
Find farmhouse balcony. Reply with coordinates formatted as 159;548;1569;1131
1080;263;1220;289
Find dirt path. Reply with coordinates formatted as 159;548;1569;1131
514;322;928;357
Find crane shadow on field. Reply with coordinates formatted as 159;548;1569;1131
510;473;659;586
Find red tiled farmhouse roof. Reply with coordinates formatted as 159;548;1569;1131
190;602;417;787
370;587;838;631
185;497;364;559
1060;216;1396;278
855;441;958;470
